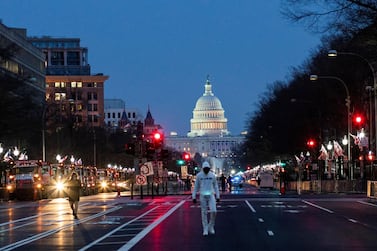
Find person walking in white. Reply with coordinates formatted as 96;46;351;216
192;161;220;236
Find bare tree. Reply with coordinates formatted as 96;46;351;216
281;0;377;35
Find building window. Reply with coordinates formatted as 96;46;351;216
87;104;92;111
93;92;98;100
54;82;66;88
93;104;98;111
107;113;110;119
112;112;115;118
77;104;83;111
67;51;80;65
51;51;64;65
54;93;66;101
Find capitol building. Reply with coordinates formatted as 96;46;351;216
164;78;245;172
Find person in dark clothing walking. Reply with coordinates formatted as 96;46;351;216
227;175;232;192
220;174;226;192
67;172;81;219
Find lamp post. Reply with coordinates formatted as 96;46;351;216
310;74;352;179
328;50;377;154
42;103;47;162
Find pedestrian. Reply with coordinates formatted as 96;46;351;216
66;172;81;219
227;175;232;192
192;161;220;236
220;173;226;192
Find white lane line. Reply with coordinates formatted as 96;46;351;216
258;218;264;223
118;200;185;251
0;206;122;251
0;213;50;227
348;218;358;223
302;200;334;214
0;221;36;233
245;200;256;213
267;230;274;236
358;200;377;207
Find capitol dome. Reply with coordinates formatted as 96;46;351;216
187;78;229;137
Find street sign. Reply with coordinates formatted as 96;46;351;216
140;162;154;176
136;175;147;185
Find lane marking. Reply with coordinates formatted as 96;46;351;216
258;218;264;223
245;200;256;213
118;200;185;251
0;206;122;251
267;230;274;236
358;200;377;208
0;213;50;227
0;221;36;233
348;218;358;223
302;200;334;214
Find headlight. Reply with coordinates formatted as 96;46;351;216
56;182;64;191
6;185;13;190
101;181;107;188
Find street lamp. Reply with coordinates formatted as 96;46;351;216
328;49;377;154
56;154;61;163
310;74;352;178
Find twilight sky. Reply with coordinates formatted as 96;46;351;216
1;0;320;135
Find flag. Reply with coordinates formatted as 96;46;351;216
58;155;68;163
318;144;328;160
333;140;344;158
3;149;13;161
350;133;360;146
295;155;301;163
75;158;82;165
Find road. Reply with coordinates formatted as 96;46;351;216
0;185;377;250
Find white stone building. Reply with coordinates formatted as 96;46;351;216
165;78;245;173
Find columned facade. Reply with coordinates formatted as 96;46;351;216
188;79;229;137
165;78;244;173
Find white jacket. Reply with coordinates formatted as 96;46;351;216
192;171;220;199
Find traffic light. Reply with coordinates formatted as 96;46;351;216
152;131;164;148
177;159;185;165
353;113;364;128
307;139;316;148
183;152;191;161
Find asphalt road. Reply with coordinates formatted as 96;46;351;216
0;185;376;251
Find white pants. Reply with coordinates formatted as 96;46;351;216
200;194;216;229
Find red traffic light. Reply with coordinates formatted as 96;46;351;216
183;152;191;160
353;114;364;125
153;132;162;141
307;139;316;147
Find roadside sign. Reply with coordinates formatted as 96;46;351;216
136;175;147;185
140;162;154;176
